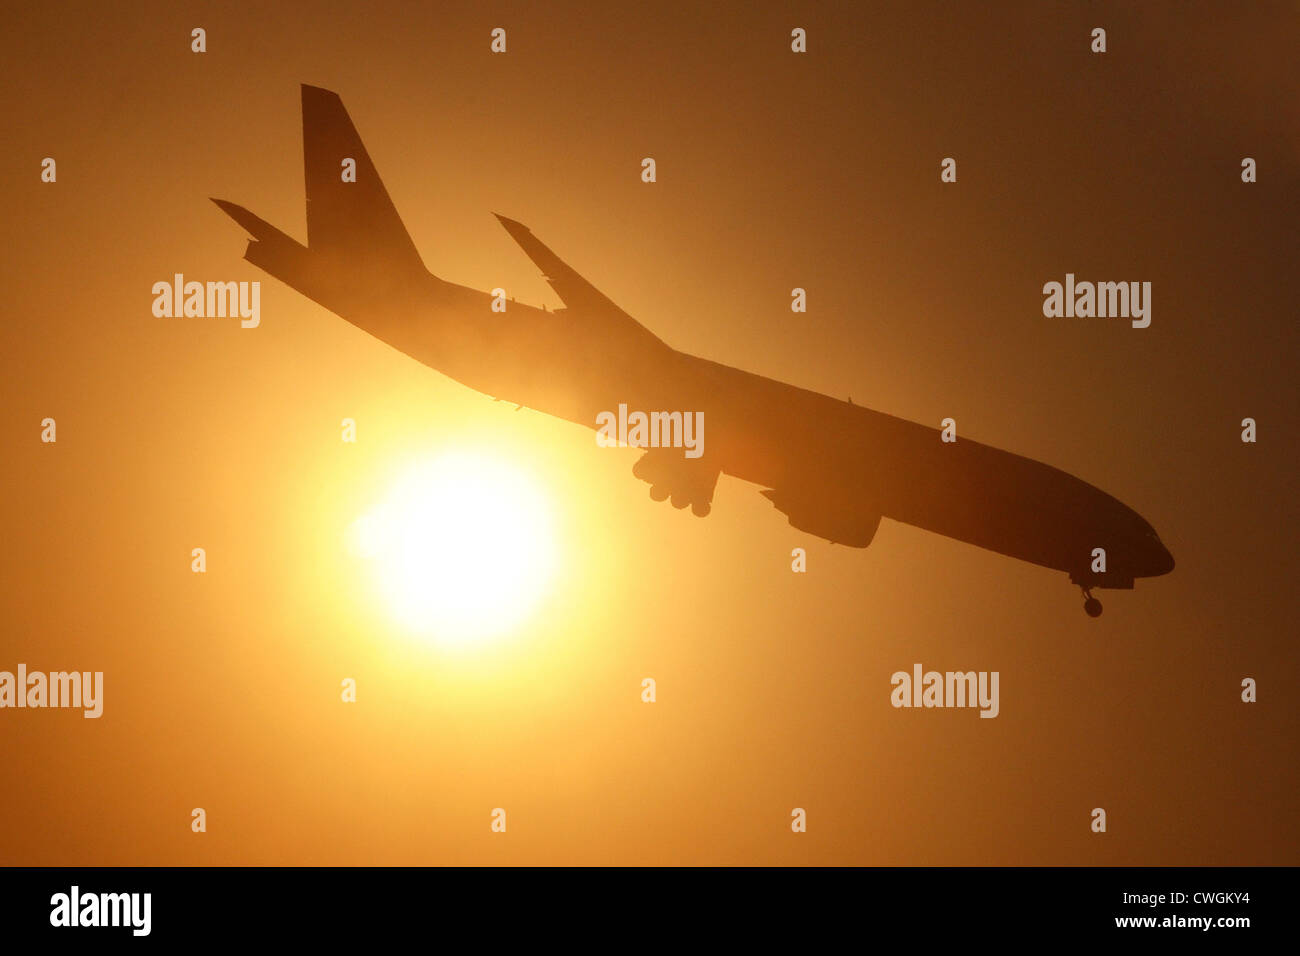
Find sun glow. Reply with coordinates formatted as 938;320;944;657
351;452;559;647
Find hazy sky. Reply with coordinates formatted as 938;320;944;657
1;0;1296;864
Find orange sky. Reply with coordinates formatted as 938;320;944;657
1;0;1296;864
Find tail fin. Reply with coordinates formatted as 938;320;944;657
300;84;426;279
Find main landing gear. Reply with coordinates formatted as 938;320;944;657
1081;587;1103;618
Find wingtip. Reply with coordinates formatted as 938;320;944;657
210;198;268;239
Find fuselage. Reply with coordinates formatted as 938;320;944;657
315;267;1173;590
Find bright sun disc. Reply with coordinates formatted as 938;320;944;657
350;452;558;647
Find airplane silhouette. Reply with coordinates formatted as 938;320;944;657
214;85;1174;617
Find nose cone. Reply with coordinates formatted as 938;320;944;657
1151;540;1175;576
1140;530;1175;577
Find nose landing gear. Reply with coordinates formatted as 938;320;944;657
1081;587;1103;618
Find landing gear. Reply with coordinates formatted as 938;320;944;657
1081;588;1103;618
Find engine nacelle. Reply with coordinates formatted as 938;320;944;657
760;489;882;547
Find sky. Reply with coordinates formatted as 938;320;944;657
0;0;1296;864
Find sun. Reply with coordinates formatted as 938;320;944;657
350;451;558;647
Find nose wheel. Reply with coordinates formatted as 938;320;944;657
1081;588;1103;618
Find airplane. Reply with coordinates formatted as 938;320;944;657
213;85;1174;617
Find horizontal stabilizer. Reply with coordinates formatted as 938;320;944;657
211;198;302;248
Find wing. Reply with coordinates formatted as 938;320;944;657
494;214;669;352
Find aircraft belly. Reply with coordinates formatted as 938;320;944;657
700;369;1101;574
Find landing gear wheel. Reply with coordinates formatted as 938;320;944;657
1078;585;1103;618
